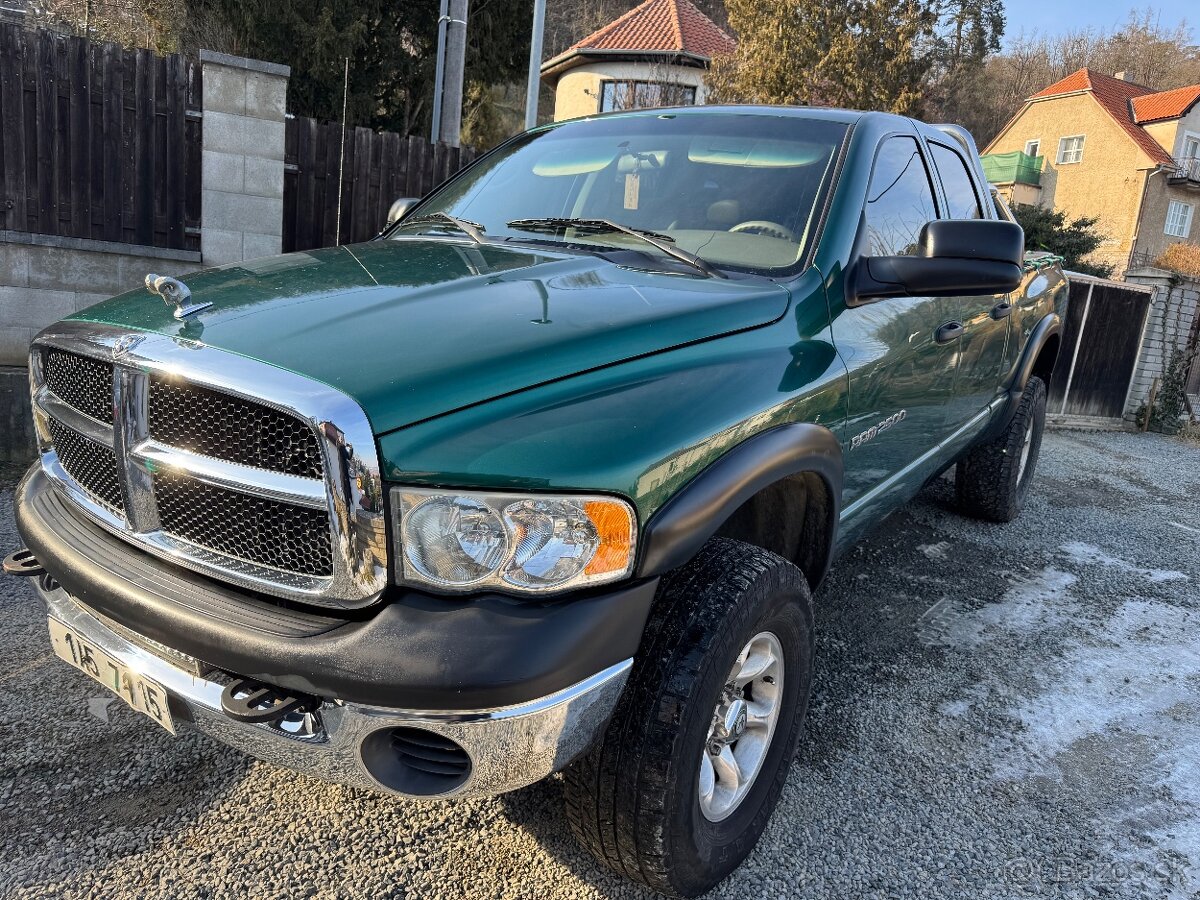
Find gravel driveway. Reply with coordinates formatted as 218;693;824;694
2;429;1198;900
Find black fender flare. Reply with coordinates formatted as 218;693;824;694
984;312;1061;441
637;423;843;587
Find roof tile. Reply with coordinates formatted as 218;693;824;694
568;0;735;58
1132;84;1200;124
1025;68;1173;165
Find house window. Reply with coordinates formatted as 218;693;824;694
599;80;697;113
1057;135;1085;164
1024;139;1040;158
1165;200;1194;238
1183;133;1200;159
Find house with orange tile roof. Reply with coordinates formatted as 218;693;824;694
982;68;1200;276
540;0;735;122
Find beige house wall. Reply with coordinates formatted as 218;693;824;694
1134;179;1200;264
1137;105;1200;266
551;61;708;121
988;93;1158;274
1143;106;1200;158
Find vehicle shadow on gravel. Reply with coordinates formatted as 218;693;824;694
499;433;1200;899
3;431;1198;899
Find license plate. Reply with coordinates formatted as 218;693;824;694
48;617;176;734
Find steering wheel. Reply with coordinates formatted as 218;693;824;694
729;220;797;242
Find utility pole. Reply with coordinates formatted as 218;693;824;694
431;0;469;147
524;0;546;130
430;0;448;144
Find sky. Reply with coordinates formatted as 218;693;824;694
1000;0;1194;43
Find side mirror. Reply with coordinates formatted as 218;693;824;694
386;197;421;227
852;219;1024;301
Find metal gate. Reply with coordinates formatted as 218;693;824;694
1047;275;1154;421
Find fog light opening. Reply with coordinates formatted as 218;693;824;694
360;727;472;796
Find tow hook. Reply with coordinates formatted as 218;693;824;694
220;677;320;725
3;548;45;577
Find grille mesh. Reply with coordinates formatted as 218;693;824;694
154;472;333;577
43;350;114;423
48;419;125;513
148;377;324;478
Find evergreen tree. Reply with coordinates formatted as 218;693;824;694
708;0;938;116
1011;204;1114;278
186;0;532;138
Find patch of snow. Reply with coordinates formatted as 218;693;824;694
1060;541;1188;583
918;541;951;560
925;568;1077;650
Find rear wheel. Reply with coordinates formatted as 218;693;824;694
956;375;1047;522
563;538;813;897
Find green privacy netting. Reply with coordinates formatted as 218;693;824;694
980;151;1043;186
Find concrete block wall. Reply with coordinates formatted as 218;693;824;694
199;51;290;267
1124;268;1200;421
0;231;201;366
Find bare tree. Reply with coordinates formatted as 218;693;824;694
971;11;1200;143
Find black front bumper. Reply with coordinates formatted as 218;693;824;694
15;466;659;710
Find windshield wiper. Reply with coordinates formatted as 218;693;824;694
398;212;487;244
506;217;725;279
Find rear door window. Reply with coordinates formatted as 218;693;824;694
929;143;983;220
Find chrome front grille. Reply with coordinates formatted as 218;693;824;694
148;376;325;478
46;417;125;513
43;349;114;423
154;470;334;577
30;324;388;608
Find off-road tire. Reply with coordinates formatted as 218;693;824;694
562;538;814;898
956;375;1047;522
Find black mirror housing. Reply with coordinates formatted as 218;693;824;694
853;219;1024;301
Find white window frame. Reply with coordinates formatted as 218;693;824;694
1182;131;1200;159
1057;134;1085;164
1024;139;1040;158
1165;200;1194;238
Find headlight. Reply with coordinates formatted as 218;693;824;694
393;488;637;594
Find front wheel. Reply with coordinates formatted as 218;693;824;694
562;538;813;897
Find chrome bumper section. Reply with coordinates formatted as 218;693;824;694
36;580;630;799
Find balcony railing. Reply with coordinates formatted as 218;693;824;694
980;151;1043;187
1168;156;1200;186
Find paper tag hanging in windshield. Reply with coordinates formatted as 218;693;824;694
624;172;640;210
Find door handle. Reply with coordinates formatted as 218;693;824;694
990;301;1013;320
935;321;964;344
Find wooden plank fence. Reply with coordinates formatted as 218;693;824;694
283;116;478;252
0;22;202;251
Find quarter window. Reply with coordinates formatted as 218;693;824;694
929;143;983;220
1165;200;1194;238
599;81;697;113
1057;135;1085;164
863;137;939;257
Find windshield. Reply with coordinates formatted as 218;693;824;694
394;113;848;275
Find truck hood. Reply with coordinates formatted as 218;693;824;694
73;239;790;434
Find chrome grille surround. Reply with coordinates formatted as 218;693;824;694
29;321;388;609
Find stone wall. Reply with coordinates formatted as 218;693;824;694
1124;268;1200;423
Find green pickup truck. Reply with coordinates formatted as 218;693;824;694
9;106;1065;896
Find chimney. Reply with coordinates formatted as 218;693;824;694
1114;71;1130;81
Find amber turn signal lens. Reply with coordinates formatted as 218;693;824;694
583;499;634;576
